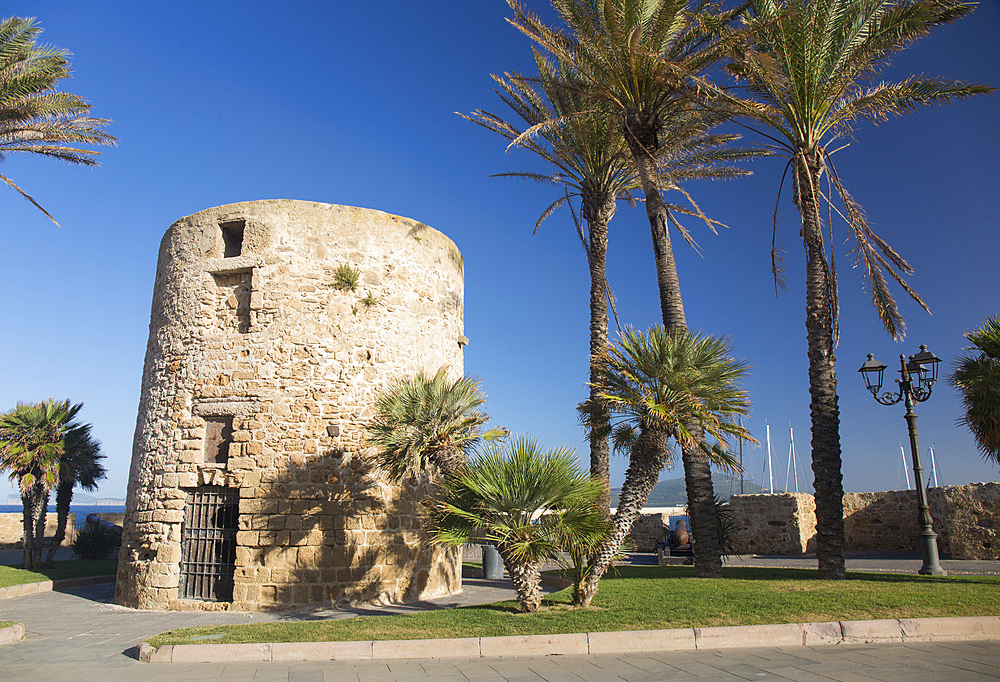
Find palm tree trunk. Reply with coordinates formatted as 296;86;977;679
577;427;671;606
31;483;49;568
20;489;33;569
433;445;467;480
21;481;48;569
495;544;542;613
795;147;846;579
584;197;616;513
45;479;74;567
625;125;721;577
625;133;688;331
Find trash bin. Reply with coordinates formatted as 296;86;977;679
482;543;503;579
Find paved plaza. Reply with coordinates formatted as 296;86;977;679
1;554;998;680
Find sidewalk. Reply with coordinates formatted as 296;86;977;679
0;556;997;680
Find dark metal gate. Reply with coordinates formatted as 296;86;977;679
179;486;239;601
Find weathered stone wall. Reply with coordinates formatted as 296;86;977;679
728;493;817;555
730;483;999;559
0;513;76;547
628;514;670;552
117;201;466;611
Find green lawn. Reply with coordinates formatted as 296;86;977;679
0;621;14;629
149;566;1000;646
0;560;117;588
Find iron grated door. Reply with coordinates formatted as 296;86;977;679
179;486;239;601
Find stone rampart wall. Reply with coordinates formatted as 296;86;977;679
0;513;76;547
728;493;816;555
729;483;999;559
628;514;669;552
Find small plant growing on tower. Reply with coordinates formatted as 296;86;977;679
329;263;360;292
359;291;379;309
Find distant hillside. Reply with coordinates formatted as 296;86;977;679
611;474;764;508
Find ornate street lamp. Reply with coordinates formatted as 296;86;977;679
858;346;945;575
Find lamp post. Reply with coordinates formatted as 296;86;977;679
858;345;946;576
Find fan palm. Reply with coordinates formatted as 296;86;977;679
44;422;106;566
507;0;751;576
0;399;82;568
722;0;994;578
0;16;115;225
431;435;608;612
367;368;505;481
465;53;762;511
950;316;1000;466
577;325;753;605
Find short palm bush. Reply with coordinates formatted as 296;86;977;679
72;522;119;560
368;368;505;481
432;436;608;613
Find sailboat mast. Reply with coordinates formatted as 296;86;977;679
765;423;773;494
900;444;911;490
929;446;939;488
790;425;799;493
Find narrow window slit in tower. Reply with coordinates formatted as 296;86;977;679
204;416;234;465
221;220;245;258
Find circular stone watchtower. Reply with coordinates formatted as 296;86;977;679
116;200;466;610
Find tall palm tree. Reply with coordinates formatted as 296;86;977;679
431;435;608;612
0;16;115;225
44;422;106;566
367;368;505;481
463;56;634;512
950;315;1000;466
723;0;994;578
0;399;82;568
507;0;746;576
465;54;761;512
578;326;753;605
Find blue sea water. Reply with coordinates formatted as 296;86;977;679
0;504;126;528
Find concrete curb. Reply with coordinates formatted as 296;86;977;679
0;622;25;645
0;574;116;601
138;615;1000;663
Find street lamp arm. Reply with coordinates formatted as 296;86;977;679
872;388;903;406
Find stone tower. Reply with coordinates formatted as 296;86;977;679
116;200;466;610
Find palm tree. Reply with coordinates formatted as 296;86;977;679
465;56;761;512
950;315;1000;466
0;399;82;568
367;368;505;481
431;435;608;612
577;326;753;605
0;16;116;225
507;0;747;577
723;0;994;578
464;58;632;512
44;422;106;566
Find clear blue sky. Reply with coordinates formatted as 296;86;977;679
1;1;997;501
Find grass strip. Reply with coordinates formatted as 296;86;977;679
149;566;1000;646
0;560;117;588
0;620;14;629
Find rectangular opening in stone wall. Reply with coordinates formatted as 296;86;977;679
211;270;251;333
221;220;245;258
203;416;233;465
179;486;239;602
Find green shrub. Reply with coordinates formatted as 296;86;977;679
329;263;361;292
72;522;119;560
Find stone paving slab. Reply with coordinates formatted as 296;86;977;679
0;622;25;644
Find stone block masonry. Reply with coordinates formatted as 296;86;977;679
0;512;76;547
728;483;999;559
117;201;466;610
